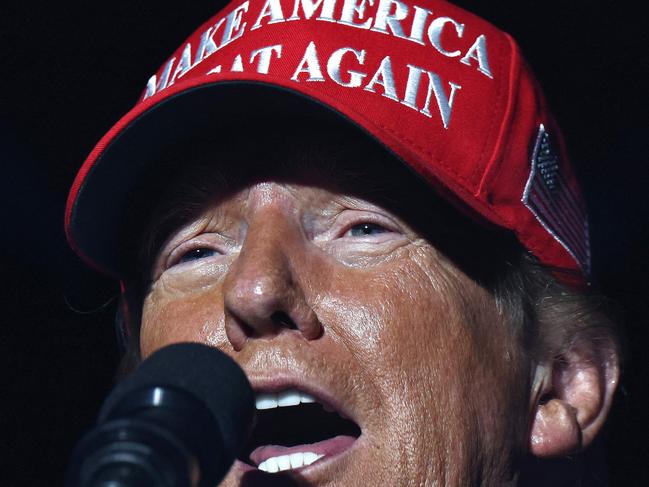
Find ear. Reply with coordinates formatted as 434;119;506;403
528;341;619;457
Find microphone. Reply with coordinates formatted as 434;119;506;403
66;343;254;487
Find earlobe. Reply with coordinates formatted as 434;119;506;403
530;398;581;457
528;345;619;458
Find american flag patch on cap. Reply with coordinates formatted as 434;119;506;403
522;125;591;274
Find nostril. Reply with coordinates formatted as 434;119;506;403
240;321;256;337
271;311;298;330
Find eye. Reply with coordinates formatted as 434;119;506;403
176;247;218;265
346;222;390;237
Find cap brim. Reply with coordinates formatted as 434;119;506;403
66;81;408;278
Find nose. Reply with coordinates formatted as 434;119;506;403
223;212;323;351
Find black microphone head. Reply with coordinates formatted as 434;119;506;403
99;342;254;462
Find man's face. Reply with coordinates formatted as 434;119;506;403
138;129;530;486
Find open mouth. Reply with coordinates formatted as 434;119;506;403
239;388;362;473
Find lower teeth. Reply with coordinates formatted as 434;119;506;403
258;452;324;472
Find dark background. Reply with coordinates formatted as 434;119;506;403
1;1;647;485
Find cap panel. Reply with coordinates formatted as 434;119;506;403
65;0;589;283
476;52;590;276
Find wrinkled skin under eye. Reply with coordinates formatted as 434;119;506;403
173;223;392;268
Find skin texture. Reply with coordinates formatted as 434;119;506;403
134;126;616;486
140;181;527;486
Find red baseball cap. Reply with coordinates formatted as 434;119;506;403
65;0;590;283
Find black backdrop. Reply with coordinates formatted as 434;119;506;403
1;1;647;485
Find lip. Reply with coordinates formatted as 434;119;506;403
232;435;364;480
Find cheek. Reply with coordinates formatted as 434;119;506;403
332;248;468;373
320;249;475;410
140;285;229;359
333;247;524;437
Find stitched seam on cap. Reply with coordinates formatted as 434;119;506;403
476;33;520;197
470;40;506;187
368;119;509;228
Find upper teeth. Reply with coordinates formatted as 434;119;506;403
255;389;316;410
